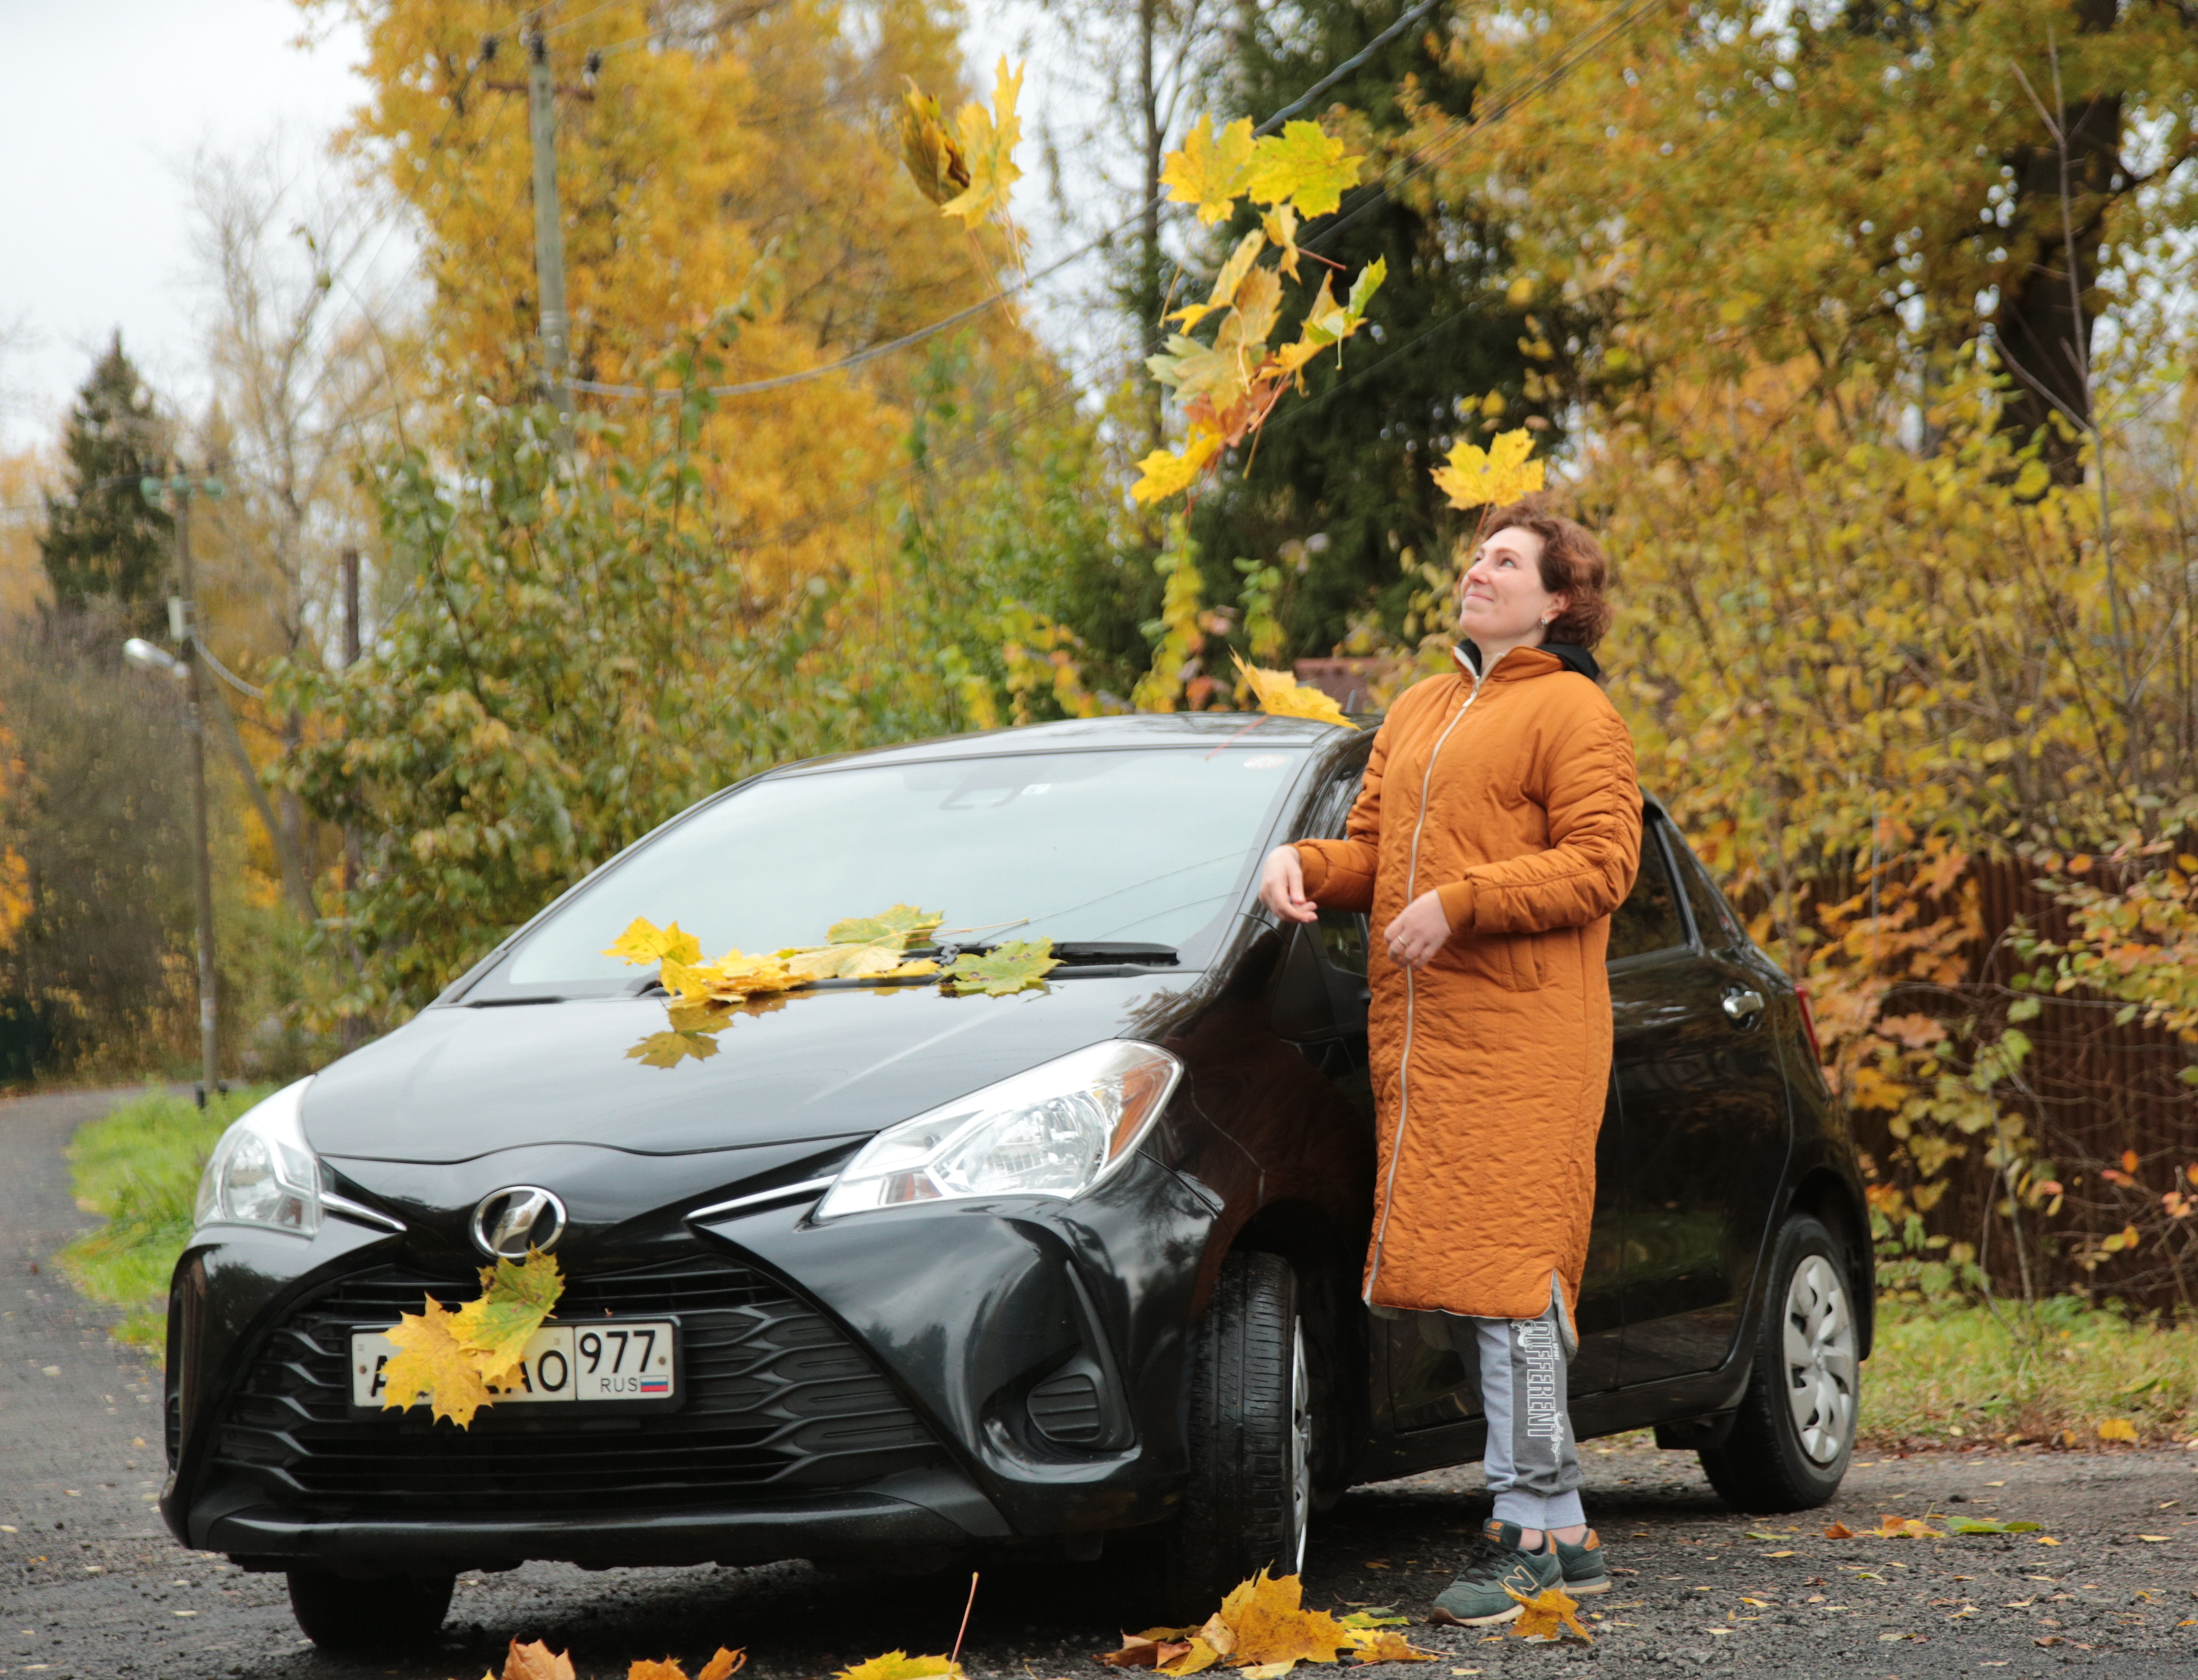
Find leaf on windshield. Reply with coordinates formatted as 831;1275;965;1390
948;939;1059;996
826;904;945;948
785;904;946;980
602;917;703;968
1234;653;1356;728
664;950;803;1003
451;1249;565;1386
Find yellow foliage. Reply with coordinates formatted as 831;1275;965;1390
379;1297;496;1429
1431;428;1545;512
938;59;1023;232
1506;1585;1590;1643
1234;654;1357;729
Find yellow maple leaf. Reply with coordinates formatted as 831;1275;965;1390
1244;121;1362;218
603;917;703;968
1874;1514;1943;1538
1235;653;1357;728
1132;427;1226;506
824;904;943;947
665;950;802;1004
380;1296;494;1429
1346;1629;1437;1664
833;1654;963;1680
1169;230;1270;330
2099;1416;2139;1442
1505;1584;1591;1643
1432;427;1544;512
1158;1638;1221;1676
1161;114;1256;223
939;58;1022;230
625;1029;720;1068
1217;1570;1355;1667
448;1249;564;1387
501;1639;577;1680
783;941;913;981
897;81;969;207
1262;203;1302;279
628;1661;687;1680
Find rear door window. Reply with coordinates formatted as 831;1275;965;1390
1607;823;1688;961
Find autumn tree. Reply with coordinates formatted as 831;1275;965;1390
38;337;172;629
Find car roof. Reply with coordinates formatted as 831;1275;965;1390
767;712;1355;775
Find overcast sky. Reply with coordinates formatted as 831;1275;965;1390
0;0;384;454
0;0;1120;460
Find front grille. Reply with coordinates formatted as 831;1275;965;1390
209;1253;942;1514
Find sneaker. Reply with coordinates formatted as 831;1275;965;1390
1428;1519;1563;1626
1554;1528;1610;1595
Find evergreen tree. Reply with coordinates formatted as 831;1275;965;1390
38;335;172;627
1192;0;1553;657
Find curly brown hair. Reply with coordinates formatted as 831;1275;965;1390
1481;499;1616;650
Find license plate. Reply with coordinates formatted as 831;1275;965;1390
350;1320;677;1408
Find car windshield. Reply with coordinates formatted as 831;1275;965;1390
496;746;1309;990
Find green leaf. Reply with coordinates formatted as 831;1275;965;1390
1336;1611;1407;1629
947;938;1059;996
1946;1518;2043;1534
449;1249;565;1386
1345;255;1388;322
2007;995;2041;1021
824;904;943;950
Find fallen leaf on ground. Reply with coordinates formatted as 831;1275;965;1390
1823;1522;1857;1539
626;1653;745;1680
696;1653;745;1680
1875;1515;1944;1539
2098;1417;2139;1442
1743;1530;1782;1541
1336;1613;1408;1629
1947;1519;2043;1535
1346;1630;1437;1664
1221;1570;1355;1666
1238;1665;1298;1679
1762;1550;1797;1557
1506;1586;1591;1644
502;1642;577;1680
2036;1536;2062;1546
834;1655;963;1680
2138;1534;2172;1542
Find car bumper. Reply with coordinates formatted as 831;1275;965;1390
164;1153;1219;1573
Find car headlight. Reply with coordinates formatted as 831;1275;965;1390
194;1078;324;1236
814;1041;1183;1220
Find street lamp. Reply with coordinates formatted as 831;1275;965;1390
122;631;220;1106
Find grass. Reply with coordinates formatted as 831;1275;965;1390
51;1093;2198;1441
1863;1293;2198;1449
57;1084;268;1354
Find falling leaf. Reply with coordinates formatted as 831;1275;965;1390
948;939;1059;996
1132;428;1227;505
1506;1585;1591;1644
603;917;703;968
1161;115;1257;223
1822;1522;1858;1539
834;1656;963;1680
898;82;969;207
1262;203;1302;279
501;1639;577;1680
1244;121;1362;217
939;59;1023;230
1235;654;1357;727
2099;1417;2140;1443
379;1297;495;1428
1432;428;1545;512
449;1249;565;1387
1170;231;1270;331
1946;1519;2044;1535
625;1029;720;1068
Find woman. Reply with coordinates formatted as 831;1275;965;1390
1257;502;1640;1624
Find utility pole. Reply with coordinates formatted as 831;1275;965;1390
528;30;574;436
154;473;223;1106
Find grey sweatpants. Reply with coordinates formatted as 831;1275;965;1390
1440;1279;1585;1530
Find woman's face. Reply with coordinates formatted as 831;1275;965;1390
1459;524;1567;646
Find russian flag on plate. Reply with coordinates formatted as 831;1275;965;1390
640;1377;670;1394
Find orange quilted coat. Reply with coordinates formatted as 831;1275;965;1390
1294;643;1641;1321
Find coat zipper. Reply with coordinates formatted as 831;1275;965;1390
1365;654;1488;1302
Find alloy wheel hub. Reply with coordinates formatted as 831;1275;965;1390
1783;1254;1858;1463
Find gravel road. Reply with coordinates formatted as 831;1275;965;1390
9;1088;2198;1679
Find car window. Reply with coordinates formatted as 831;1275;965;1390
1607;825;1687;961
1671;834;1745;949
500;746;1309;990
1319;912;1369;977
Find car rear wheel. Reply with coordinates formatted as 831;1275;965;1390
1159;1251;1313;1620
286;1566;455;1651
1699;1212;1860;1512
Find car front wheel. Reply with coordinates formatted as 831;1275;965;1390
286;1566;455;1651
1159;1251;1314;1619
1699;1212;1860;1512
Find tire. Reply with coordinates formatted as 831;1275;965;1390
1158;1251;1314;1620
1699;1212;1861;1513
286;1566;455;1651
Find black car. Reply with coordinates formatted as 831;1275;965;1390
163;714;1870;1650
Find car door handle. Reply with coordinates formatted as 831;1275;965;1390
1722;987;1766;1024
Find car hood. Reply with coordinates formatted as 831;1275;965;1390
303;973;1208;1164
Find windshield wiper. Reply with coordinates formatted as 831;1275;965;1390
929;939;1178;967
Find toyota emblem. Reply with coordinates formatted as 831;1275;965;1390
470;1187;568;1259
